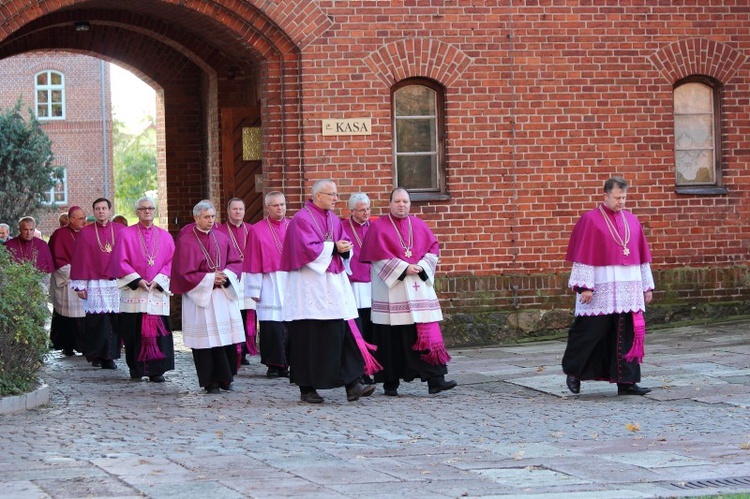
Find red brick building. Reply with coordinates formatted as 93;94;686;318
1;1;748;343
0;52;113;236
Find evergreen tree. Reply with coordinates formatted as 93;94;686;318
0;99;61;229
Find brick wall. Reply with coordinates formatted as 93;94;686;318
1;1;749;337
0;53;112;236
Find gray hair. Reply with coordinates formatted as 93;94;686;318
18;216;36;227
348;192;370;210
0;223;9;230
264;191;285;206
135;196;156;211
193;200;215;217
604;177;628;193
311;179;334;197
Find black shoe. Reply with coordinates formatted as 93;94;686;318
219;382;234;391
130;373;143;381
383;388;398;397
278;368;290;378
205;385;220;394
63;349;76;357
240;357;250;366
618;383;652;396
300;391;324;404
566;375;581;394
346;382;376;402
266;367;280;378
149;375;166;383
101;359;117;370
428;379;457;394
91;360;102;367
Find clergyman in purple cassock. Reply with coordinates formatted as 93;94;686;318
48;206;87;356
359;187;456;397
243;191;290;378
70;198;124;370
108;197;175;382
280;179;378;404
171;200;245;394
562;177;655;397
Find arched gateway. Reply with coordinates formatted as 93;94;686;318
0;0;330;229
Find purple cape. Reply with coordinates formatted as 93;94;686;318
359;214;439;264
279;200;348;273
566;204;652;266
48;226;80;270
4;237;54;273
171;227;242;294
244;217;289;274
108;223;175;282
214;221;251;262
69;221;125;280
342;216;372;283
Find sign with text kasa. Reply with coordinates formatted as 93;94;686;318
322;118;372;136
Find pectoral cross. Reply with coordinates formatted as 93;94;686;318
623;248;630;256
405;249;412;258
148;257;155;266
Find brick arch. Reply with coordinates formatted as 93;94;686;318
364;38;473;88
649;38;748;85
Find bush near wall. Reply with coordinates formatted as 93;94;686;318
0;250;51;396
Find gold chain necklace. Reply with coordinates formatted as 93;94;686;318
137;224;160;266
598;205;631;256
304;206;332;241
348;217;368;248
388;214;413;258
19;239;38;261
193;227;221;271
266;217;287;255
226;222;248;261
94;222;114;253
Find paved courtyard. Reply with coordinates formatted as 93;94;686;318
2;320;750;498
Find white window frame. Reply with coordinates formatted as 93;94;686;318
35;70;66;120
44;168;68;205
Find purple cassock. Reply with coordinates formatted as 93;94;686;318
5;237;54;273
107;223;174;282
279;200;349;273
171;226;243;294
566;204;652;267
214;221;251;263
358;214;439;264
48;226;79;270
244;217;288;274
70;221;125;280
341;216;372;283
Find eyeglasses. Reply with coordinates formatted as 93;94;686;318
137;207;156;212
319;192;338;198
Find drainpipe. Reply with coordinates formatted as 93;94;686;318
101;60;109;198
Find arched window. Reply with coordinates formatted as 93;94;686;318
392;78;446;198
673;76;725;194
35;70;65;120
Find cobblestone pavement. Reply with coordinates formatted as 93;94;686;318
2;320;750;498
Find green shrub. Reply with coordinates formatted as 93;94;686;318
0;249;51;396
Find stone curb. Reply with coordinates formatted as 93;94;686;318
0;381;49;415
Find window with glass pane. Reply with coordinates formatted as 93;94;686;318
35;70;65;120
674;80;718;186
44;168;67;205
393;81;444;192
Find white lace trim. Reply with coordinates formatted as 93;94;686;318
570;263;654;316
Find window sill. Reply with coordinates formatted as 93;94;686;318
675;186;728;195
408;192;450;202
